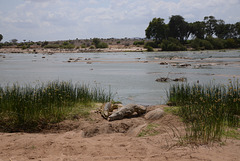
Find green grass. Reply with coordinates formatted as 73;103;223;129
163;106;180;115
223;128;240;140
0;80;112;132
168;79;240;144
138;123;159;137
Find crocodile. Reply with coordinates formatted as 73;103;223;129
108;104;147;121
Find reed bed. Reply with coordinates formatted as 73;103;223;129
0;80;112;132
168;79;240;143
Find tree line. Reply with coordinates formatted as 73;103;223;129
145;15;240;51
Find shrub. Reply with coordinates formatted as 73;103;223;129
146;46;154;52
81;44;86;48
201;40;214;50
92;38;108;48
44;44;60;48
190;39;201;50
161;38;186;51
207;37;224;49
60;42;75;49
224;38;238;48
41;41;49;47
133;40;144;46
144;41;158;48
96;42;108;48
21;45;27;50
190;38;213;50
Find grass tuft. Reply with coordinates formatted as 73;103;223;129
168;79;240;144
0;80;112;132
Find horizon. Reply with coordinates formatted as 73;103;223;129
0;0;240;42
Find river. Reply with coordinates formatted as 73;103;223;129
0;50;240;105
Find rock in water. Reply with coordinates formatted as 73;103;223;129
144;108;164;120
108;104;147;121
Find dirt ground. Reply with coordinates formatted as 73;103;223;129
0;105;239;161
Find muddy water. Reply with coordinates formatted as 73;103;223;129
0;50;240;105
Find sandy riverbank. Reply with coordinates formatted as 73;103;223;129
0;46;147;54
0;105;239;161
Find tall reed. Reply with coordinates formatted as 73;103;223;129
0;80;112;132
168;79;240;143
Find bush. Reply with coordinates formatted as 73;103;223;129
224;38;238;48
90;46;95;49
92;38;108;48
81;44;86;48
41;41;49;47
93;38;101;46
190;38;213;50
96;42;108;48
133;40;144;45
146;46;154;52
21;45;27;50
201;40;214;50
60;42;75;49
161;38;186;51
207;37;224;49
190;39;201;50
44;44;60;48
144;41;158;48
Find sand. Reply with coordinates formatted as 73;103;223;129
0;105;239;161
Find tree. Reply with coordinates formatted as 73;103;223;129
0;34;3;42
145;17;169;43
204;16;217;37
93;38;101;46
190;21;206;39
234;22;240;38
168;15;189;42
214;19;226;39
92;38;108;48
11;39;18;44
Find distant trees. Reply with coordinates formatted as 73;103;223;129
168;15;189;42
190;21;205;39
92;38;108;48
145;15;240;50
11;39;18;44
204;16;218;37
145;18;168;43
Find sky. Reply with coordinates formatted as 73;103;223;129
0;0;240;42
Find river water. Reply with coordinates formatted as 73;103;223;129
0;50;240;105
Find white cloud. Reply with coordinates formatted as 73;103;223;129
0;0;239;42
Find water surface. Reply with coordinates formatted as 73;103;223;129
1;50;240;105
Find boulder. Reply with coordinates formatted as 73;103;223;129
144;108;164;120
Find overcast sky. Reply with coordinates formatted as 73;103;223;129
0;0;240;42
